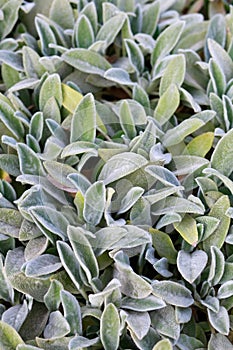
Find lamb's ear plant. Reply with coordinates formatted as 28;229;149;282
1;0;233;349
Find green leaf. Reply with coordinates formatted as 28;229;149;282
62;48;111;75
39;73;62;111
151;305;180;340
5;247;51;302
22;47;46;79
150;228;177;264
211;129;233;176
0;0;22;40
49;0;74;29
43;311;70;339
23;254;62;277
61;290;82;335
70;93;96;143
104;68;134;86
81;2;98;34
174;214;199;246
208;39;233;82
44;280;63;311
119;100;137;139
177;250;208;283
35;16;57;56
17;143;45;176
142;1;160;36
159;54;186;95
205;14;226;60
207;246;225;286
152;339;172;350
152;280;194;307
203;195;230;251
208;306;229;335
209;58;226;96
17;345;42;350
121;295;166;312
29;112;44;142
0;321;24;350
151;21;185;66
208;334;233;350
74;15;94;48
68;226;99;283
98;152;148;185
154;84;180;126
126;311;150;340
0;100;24;139
2;301;28;332
118;186;144;214
125;39;144;74
61;83;83;113
163;118;205;147
152;196;204;216
100;303;120;350
184;132;214;157
114;251;152;299
83;181;106;226
57;241;83;290
0;208;23;238
69;336;99;350
133;84;150;109
97;13;126;47
218;281;233;299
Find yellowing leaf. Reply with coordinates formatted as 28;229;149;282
183;132;214;157
174;214;198;246
61;83;107;133
61;83;83;113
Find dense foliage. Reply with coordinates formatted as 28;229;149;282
0;0;233;349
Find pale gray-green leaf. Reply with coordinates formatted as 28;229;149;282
177;250;208;283
100;303;120;350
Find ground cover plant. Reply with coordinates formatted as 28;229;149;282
1;0;233;349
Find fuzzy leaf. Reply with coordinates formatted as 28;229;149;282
23;254;62;278
0;100;24;139
152;280;194;307
151;21;185;65
203;195;230;251
43;311;70;339
150;228;177;264
208;306;229;335
98;152;148;185
0;321;24;350
61;290;82;335
125;39;144;74
160;54;186;95
154;84;180;126
100;303;120;350
208;334;233;350
97;13;126;47
153;339;172;350
174;214;199;246
211;129;233;176
68;226;99;283
151;305;180;340
83;181;106;226
70;93;96;143
163;118;204;147
121;295;166;312
62;48;111;75
177;250;208;283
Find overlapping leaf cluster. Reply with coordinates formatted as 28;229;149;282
0;0;233;349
